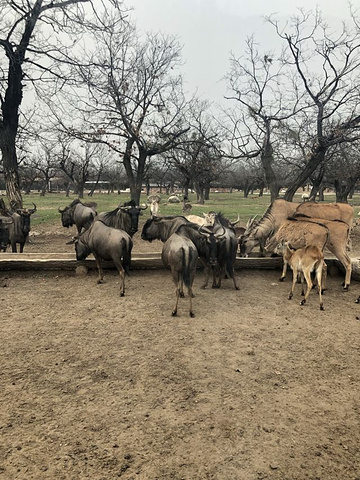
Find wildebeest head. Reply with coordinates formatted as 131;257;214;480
15;203;37;236
119;201;148;236
74;237;92;261
58;199;81;228
67;234;91;261
141;215;189;243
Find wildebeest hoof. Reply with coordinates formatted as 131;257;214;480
180;292;185;298
120;292;125;297
235;286;240;290
343;285;349;291
171;310;177;317
300;299;306;306
189;312;195;318
355;296;360;304
320;305;324;310
288;295;292;300
97;279;104;284
279;277;285;282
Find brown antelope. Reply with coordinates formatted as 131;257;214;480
277;241;326;310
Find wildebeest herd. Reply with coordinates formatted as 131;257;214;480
0;196;357;314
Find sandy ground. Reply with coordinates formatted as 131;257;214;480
1;221;360;480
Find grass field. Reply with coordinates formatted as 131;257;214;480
11;191;360;228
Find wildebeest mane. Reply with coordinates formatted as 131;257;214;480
101;207;130;231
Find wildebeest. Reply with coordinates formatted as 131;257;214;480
141;216;221;285
240;199;354;256
70;220;133;296
96;200;147;236
141;216;223;315
211;212;239;290
58;199;97;234
0;216;13;252
276;240;326;310
4;203;37;253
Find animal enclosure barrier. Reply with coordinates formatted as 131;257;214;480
0;252;359;281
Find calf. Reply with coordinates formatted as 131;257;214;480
278;241;326;310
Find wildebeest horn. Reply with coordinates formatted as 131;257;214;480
198;225;211;238
139;203;148;210
58;206;66;213
66;236;78;245
215;225;226;238
230;214;240;226
28;203;37;214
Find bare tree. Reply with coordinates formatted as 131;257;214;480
0;0;98;208
49;17;190;205
224;36;302;201
268;9;360;202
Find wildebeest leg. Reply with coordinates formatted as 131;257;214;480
171;270;180;316
231;270;240;290
201;262;210;289
113;259;125;296
188;285;195;317
300;270;313;306
11;242;17;253
19;242;25;253
94;254;104;284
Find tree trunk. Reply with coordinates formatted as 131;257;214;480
194;182;205;204
261;123;279;202
0;132;23;209
284;148;326;201
318;185;325;201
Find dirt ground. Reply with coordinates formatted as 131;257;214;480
1;221;360;480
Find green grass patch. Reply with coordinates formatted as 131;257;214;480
18;191;360;228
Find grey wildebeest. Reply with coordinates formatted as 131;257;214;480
276;240;326;310
0;216;13;251
210;212;240;290
240;199;354;257
5;203;37;253
96;200;147;236
58;199;97;234
141;215;223;285
141;216;196;317
70;220;133;296
141;216;222;315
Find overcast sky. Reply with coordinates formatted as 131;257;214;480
129;0;352;105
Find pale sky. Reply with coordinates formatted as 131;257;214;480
130;0;352;104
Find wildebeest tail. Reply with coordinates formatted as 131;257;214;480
122;237;132;276
181;246;194;288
